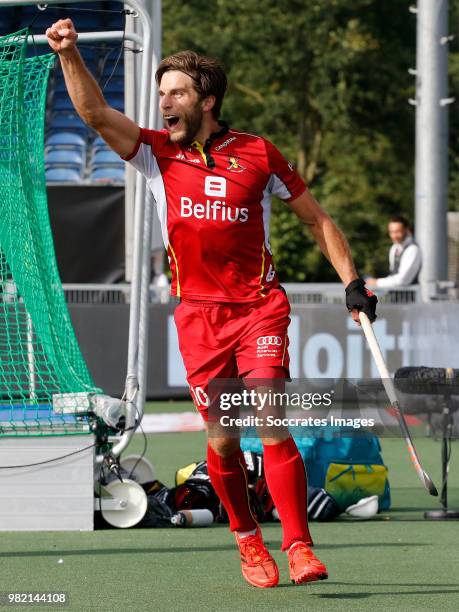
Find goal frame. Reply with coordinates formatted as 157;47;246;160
1;0;160;457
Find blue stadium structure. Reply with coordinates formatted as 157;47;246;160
0;3;126;184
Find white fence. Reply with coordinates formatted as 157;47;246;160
62;282;458;305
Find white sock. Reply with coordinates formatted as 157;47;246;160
236;528;257;539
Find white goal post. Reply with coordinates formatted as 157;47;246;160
2;0;162;458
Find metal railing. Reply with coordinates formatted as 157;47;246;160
63;284;131;304
61;282;458;305
283;283;422;305
62;283;170;304
283;282;458;305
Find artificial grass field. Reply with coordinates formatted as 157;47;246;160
1;401;458;611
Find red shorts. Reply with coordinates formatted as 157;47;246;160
174;288;291;420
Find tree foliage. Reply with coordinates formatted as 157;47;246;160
162;0;458;282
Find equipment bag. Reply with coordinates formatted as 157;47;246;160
325;463;389;511
241;426;390;511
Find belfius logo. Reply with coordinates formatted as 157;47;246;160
180;176;248;223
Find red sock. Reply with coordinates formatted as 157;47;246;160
263;437;312;550
207;444;258;532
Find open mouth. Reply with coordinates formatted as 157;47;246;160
164;115;180;130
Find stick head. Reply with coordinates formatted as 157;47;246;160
423;472;438;497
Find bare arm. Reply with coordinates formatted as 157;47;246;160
288;188;358;287
287;188;372;324
46;19;139;158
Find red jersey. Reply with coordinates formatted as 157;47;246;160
124;123;306;302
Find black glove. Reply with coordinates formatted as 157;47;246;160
345;278;378;322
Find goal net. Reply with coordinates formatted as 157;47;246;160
0;30;100;436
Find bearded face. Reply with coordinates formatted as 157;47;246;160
159;70;205;145
163;99;204;145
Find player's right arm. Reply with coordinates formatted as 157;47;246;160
46;19;139;158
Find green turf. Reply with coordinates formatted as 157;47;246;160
1;425;458;611
144;399;194;414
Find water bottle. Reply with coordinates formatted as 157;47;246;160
170;509;214;527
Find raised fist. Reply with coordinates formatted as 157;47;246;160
46;18;78;54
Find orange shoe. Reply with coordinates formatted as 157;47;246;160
235;528;279;588
288;541;328;585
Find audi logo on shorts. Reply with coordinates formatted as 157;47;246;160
257;336;282;346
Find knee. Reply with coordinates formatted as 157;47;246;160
260;434;290;446
208;437;240;458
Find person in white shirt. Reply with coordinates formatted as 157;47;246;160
367;216;422;288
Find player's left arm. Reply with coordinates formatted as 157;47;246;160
288;189;357;285
287;189;377;323
265;138;377;322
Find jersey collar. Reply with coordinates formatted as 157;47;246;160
191;121;229;168
208;121;230;142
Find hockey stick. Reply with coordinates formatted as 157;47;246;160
359;312;438;497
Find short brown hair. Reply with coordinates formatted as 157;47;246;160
155;50;227;118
